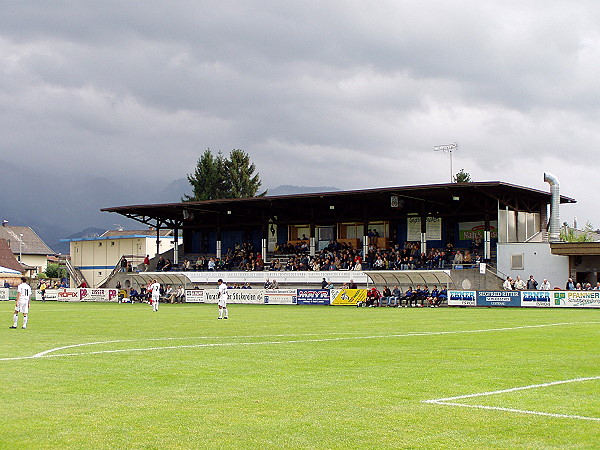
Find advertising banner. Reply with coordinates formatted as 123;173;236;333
551;290;600;308
448;290;477;306
407;217;442;241
297;289;331;305
199;289;266;304
521;290;551;307
184;271;369;285
79;288;119;302
35;289;59;301
264;289;297;305
0;288;9;301
330;289;367;306
476;291;521;307
185;289;205;303
56;288;82;302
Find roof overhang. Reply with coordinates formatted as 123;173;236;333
550;242;600;256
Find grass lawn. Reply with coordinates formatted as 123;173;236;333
0;301;598;449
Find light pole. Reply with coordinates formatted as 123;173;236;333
434;142;458;182
18;233;23;262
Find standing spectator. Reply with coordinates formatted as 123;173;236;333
143;255;150;271
526;275;538;290
10;277;31;329
539;279;551;290
3;279;9;288
565;278;575;290
120;257;128;272
39;279;47;302
503;276;513;290
217;279;228;319
514;276;526;290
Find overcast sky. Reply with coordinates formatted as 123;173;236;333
2;1;599;227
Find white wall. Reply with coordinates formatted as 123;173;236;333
496;242;568;289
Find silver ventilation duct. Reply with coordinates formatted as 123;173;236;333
543;172;560;241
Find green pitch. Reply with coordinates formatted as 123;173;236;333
0;302;598;449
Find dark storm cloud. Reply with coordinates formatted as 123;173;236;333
1;1;600;225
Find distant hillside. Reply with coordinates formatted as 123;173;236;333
267;185;340;196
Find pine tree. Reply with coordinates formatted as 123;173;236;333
183;149;266;201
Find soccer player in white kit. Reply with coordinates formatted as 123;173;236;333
150;279;161;312
217;278;228;319
10;277;31;329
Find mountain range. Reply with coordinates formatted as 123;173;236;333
0;159;338;254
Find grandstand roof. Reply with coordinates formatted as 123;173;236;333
101;181;576;230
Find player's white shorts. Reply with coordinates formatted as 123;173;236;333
218;298;227;307
152;293;160;303
16;301;29;314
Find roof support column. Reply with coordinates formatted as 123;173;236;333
484;217;491;261
362;221;369;262
309;223;316;257
156;225;160;257
420;215;427;255
173;226;179;266
216;228;222;260
261;222;267;262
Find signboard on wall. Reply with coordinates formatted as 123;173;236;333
551;291;600;308
448;290;477;306
297;289;331;305
407;217;442;241
476;290;521;307
458;221;498;241
330;289;367;306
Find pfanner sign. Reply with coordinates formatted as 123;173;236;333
297;289;331;305
552;291;600;308
477;291;521;307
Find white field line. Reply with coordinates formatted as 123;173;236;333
1;321;598;362
423;376;600;422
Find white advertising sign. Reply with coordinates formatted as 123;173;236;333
184;271;369;285
263;289;297;305
0;288;9;301
407;217;442;241
551;291;600;308
184;289;205;303
448;290;477;306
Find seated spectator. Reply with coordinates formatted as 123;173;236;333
162;259;173;272
381;286;392;307
427;285;439;307
401;286;415;307
390;285;401;307
366;287;381;307
435;287;447;306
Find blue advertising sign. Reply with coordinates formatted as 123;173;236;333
477;291;521;307
521;290;551;307
297;289;331;305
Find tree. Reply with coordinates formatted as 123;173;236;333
454;169;472;183
226;149;266;198
183;149;266;201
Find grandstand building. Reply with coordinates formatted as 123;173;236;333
101;179;579;288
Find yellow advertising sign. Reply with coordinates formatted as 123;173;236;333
331;289;367;306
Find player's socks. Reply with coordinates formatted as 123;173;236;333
218;309;223;319
23;316;28;328
13;314;18;327
224;308;228;319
